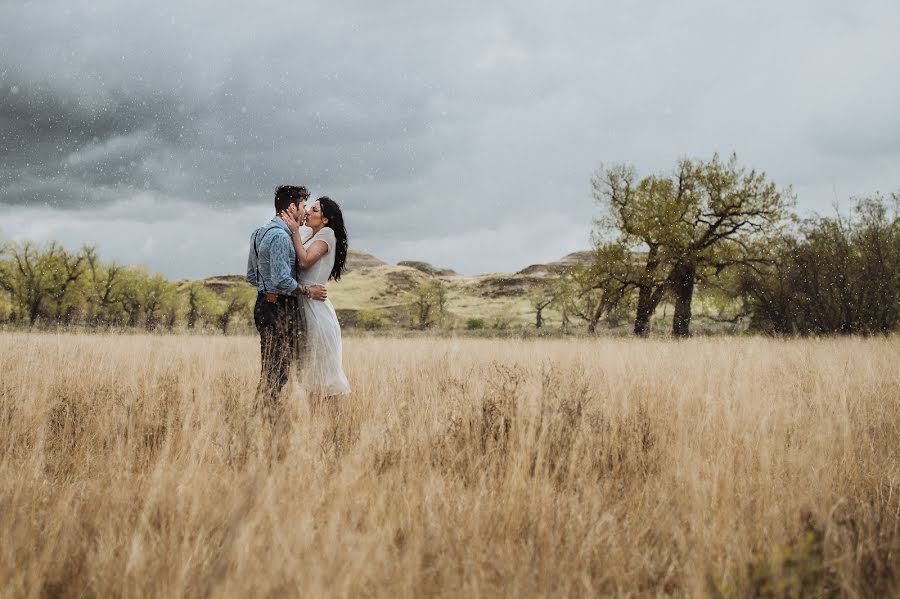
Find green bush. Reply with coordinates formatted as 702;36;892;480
465;318;486;330
356;309;388;330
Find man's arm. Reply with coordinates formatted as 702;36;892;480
246;233;258;287
267;231;329;300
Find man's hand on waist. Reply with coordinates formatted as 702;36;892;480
293;284;328;301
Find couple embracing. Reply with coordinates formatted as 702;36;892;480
246;185;350;420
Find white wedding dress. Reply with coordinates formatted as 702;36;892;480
297;226;351;396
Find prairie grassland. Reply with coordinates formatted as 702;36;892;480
0;332;898;597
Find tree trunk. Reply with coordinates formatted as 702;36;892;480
127;305;141;328
187;295;198;329
633;286;653;336
634;283;668;336
417;301;430;330
587;290;608;334
632;245;662;337
671;262;696;338
29;301;41;326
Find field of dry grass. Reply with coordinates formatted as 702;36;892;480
1;332;898;597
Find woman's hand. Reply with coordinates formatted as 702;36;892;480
279;210;301;236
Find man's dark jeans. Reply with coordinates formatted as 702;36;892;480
254;292;305;419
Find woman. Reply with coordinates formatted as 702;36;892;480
279;196;351;398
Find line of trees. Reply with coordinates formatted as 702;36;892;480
0;241;256;333
3;154;896;338
555;154;900;336
738;196;900;335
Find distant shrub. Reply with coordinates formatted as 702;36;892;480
356;309;388;330
491;315;514;330
465;318;486;330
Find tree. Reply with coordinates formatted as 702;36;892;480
0;241;42;324
184;282;218;329
406;280;446;330
529;284;557;329
853;195;900;332
593;154;793;337
0;241;82;325
591;164;692;336
216;287;254;334
557;243;635;333
140;273;179;331
44;244;89;324
739;194;900;335
114;268;152;328
84;247;124;326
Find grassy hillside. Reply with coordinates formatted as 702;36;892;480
328;268;555;328
202;249;739;333
205;250;586;330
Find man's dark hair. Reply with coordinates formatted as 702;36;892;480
274;185;309;213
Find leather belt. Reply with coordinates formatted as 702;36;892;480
259;291;296;304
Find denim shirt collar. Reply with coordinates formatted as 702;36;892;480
268;216;290;234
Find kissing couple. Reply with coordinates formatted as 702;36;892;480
246;185;351;420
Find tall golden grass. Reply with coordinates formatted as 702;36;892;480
0;332;898;597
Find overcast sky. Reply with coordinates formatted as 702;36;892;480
2;0;899;278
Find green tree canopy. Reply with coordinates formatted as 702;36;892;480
592;153;794;336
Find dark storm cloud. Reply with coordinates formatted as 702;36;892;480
2;0;899;276
0;73;189;149
0;0;489;235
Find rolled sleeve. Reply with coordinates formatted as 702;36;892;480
269;233;299;293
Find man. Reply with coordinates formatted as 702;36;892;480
247;185;327;420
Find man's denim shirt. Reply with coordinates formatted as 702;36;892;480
246;217;299;295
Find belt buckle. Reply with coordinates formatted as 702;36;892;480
265;292;278;303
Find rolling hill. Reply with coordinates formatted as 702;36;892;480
205;249;592;329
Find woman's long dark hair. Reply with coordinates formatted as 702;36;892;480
317;196;348;281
